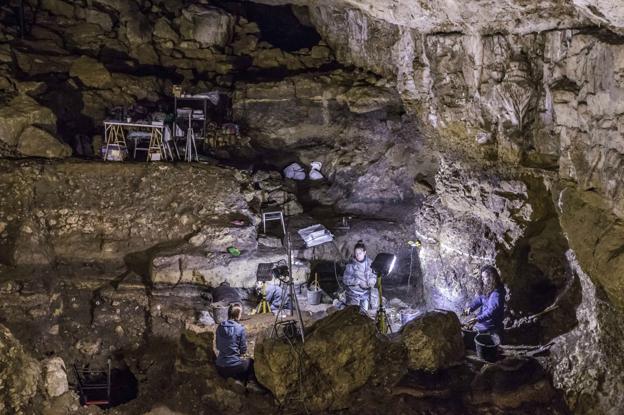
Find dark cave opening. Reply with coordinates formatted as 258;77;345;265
74;360;139;409
219;1;321;52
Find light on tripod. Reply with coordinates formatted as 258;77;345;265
372;253;397;277
371;253;396;335
271;263;289;281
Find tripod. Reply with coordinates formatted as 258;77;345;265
184;114;199;162
256;283;271;314
271;230;305;343
375;273;392;334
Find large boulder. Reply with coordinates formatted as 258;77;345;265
0;95;56;148
254;307;406;411
42;357;69;398
17;126;72;158
0;324;41;414
14;50;75;76
401;310;464;371
69;55;113;89
179;5;234;48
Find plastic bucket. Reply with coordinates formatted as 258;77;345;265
307;289;322;305
475;333;500;362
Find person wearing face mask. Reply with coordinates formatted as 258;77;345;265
342;240;378;313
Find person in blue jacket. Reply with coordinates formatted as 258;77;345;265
256;281;291;312
464;265;505;336
215;304;255;383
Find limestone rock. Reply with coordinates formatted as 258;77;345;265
130;44;160;66
258;236;283;248
187;224;257;252
401;310;464;372
414;159;569;318
180;5;234;48
255;307;405;411
17;126;72;158
40;0;75;19
337;85;401;113
14;50;75;76
0;324;41;414
82;9;114;31
175;329;216;373
11;218;55;266
75;338;102;356
69;56;113;89
143;406;188;415
232;73;348;148
550;251;624;413
150;248;309;287
64;23;107;53
0;45;13;64
42;357;69;398
252;48;304;70
0;161;254;265
154;18;179;41
468;358;555;409
556;187;624;308
15;81;47;96
123;12;153;46
309;0;590;37
0;95;56;147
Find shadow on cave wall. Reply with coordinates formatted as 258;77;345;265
497;178;582;345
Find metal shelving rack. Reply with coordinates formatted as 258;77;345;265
173;96;210;140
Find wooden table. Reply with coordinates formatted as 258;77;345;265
103;121;166;162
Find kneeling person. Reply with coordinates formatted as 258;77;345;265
215;304;255;384
464;265;505;339
257;281;291;312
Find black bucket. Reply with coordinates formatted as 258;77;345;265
462;329;477;351
474;333;500;362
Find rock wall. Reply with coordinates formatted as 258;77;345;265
0;324;41;414
415;158;571;318
1;1;624;413
233;70;436;216
281;4;624;412
549;251;624;414
0;0;335;155
0;160;255;266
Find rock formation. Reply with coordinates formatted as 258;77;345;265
0;0;623;413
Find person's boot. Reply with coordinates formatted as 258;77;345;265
227;377;246;394
246;380;266;394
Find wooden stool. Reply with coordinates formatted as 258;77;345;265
262;208;286;235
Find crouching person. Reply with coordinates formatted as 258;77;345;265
343;240;378;313
464;265;505;341
215;304;255;384
256;281;290;313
